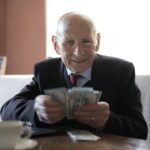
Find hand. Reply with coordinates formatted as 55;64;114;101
34;95;65;123
73;101;110;128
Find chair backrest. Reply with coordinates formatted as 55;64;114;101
0;75;32;109
136;75;150;140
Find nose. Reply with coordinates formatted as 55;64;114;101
73;43;84;56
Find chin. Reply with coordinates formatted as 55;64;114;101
70;66;88;73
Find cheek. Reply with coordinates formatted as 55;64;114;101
60;49;72;63
61;49;71;58
86;49;96;57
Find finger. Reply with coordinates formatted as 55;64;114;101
75;115;107;128
44;100;64;107
36;106;65;122
81;101;109;111
73;109;106;118
97;101;109;110
35;95;63;107
35;98;64;109
45;105;65;114
35;95;51;105
74;116;97;127
74;107;110;128
35;103;65;116
47;112;65;121
73;110;90;117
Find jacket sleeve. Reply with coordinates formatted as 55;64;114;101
0;59;63;128
0;76;42;127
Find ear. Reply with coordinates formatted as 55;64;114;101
95;33;101;52
51;35;60;55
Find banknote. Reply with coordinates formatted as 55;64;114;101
44;87;68;115
68;87;102;119
44;87;102;119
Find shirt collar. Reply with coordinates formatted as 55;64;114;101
66;67;91;81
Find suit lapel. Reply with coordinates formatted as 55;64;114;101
63;67;73;88
43;60;67;89
91;55;108;91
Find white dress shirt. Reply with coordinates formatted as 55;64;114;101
66;67;92;87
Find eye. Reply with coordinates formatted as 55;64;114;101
81;39;93;44
64;40;75;45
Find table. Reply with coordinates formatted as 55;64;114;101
32;132;150;150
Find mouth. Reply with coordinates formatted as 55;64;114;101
71;57;87;63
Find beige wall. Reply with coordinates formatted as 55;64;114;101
0;0;46;74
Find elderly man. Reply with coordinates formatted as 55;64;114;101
1;12;148;139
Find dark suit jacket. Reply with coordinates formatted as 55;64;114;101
0;54;148;139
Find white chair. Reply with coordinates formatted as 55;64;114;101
136;75;150;140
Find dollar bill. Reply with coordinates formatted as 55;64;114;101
68;87;102;119
44;87;68;115
44;87;102;119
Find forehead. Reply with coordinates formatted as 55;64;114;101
65;25;93;40
57;16;96;40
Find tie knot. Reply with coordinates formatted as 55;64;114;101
69;74;81;86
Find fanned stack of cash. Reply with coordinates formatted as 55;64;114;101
44;87;102;119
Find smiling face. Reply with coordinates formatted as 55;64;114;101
52;13;100;73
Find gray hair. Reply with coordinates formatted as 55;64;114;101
55;12;97;37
